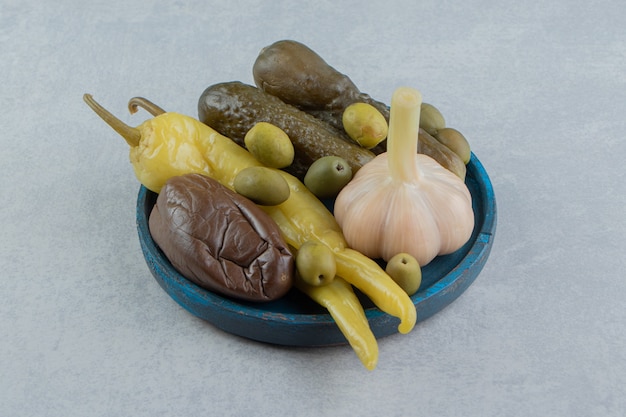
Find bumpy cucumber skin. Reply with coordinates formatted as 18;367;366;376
198;81;375;180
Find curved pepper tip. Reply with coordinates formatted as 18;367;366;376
398;307;417;335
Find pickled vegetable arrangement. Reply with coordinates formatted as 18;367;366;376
84;40;478;370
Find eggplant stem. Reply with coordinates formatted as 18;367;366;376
83;94;141;147
128;97;166;116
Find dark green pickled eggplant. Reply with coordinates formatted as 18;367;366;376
253;39;390;132
197;81;375;180
252;40;467;179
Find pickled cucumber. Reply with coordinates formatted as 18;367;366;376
234;166;290;206
198;81;375;180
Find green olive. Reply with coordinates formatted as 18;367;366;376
233;166;290;206
303;156;353;199
296;241;336;286
342;102;388;149
419;103;446;135
244;122;295;168
434;127;471;164
385;253;421;296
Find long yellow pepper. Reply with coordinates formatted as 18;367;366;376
84;94;417;365
263;203;416;335
294;276;378;370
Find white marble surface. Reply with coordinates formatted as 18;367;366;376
2;1;625;416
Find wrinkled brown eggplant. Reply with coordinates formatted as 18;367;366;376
198;81;375;180
149;173;294;302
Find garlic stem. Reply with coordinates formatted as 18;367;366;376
387;87;422;182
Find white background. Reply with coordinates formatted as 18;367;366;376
2;1;625;416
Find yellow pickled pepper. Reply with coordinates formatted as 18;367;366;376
294;276;378;370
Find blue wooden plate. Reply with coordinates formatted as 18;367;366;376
136;153;497;346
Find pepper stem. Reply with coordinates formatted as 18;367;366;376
128;97;166;117
387;87;422;182
83;94;141;147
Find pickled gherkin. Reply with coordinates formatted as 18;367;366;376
198;81;375;180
